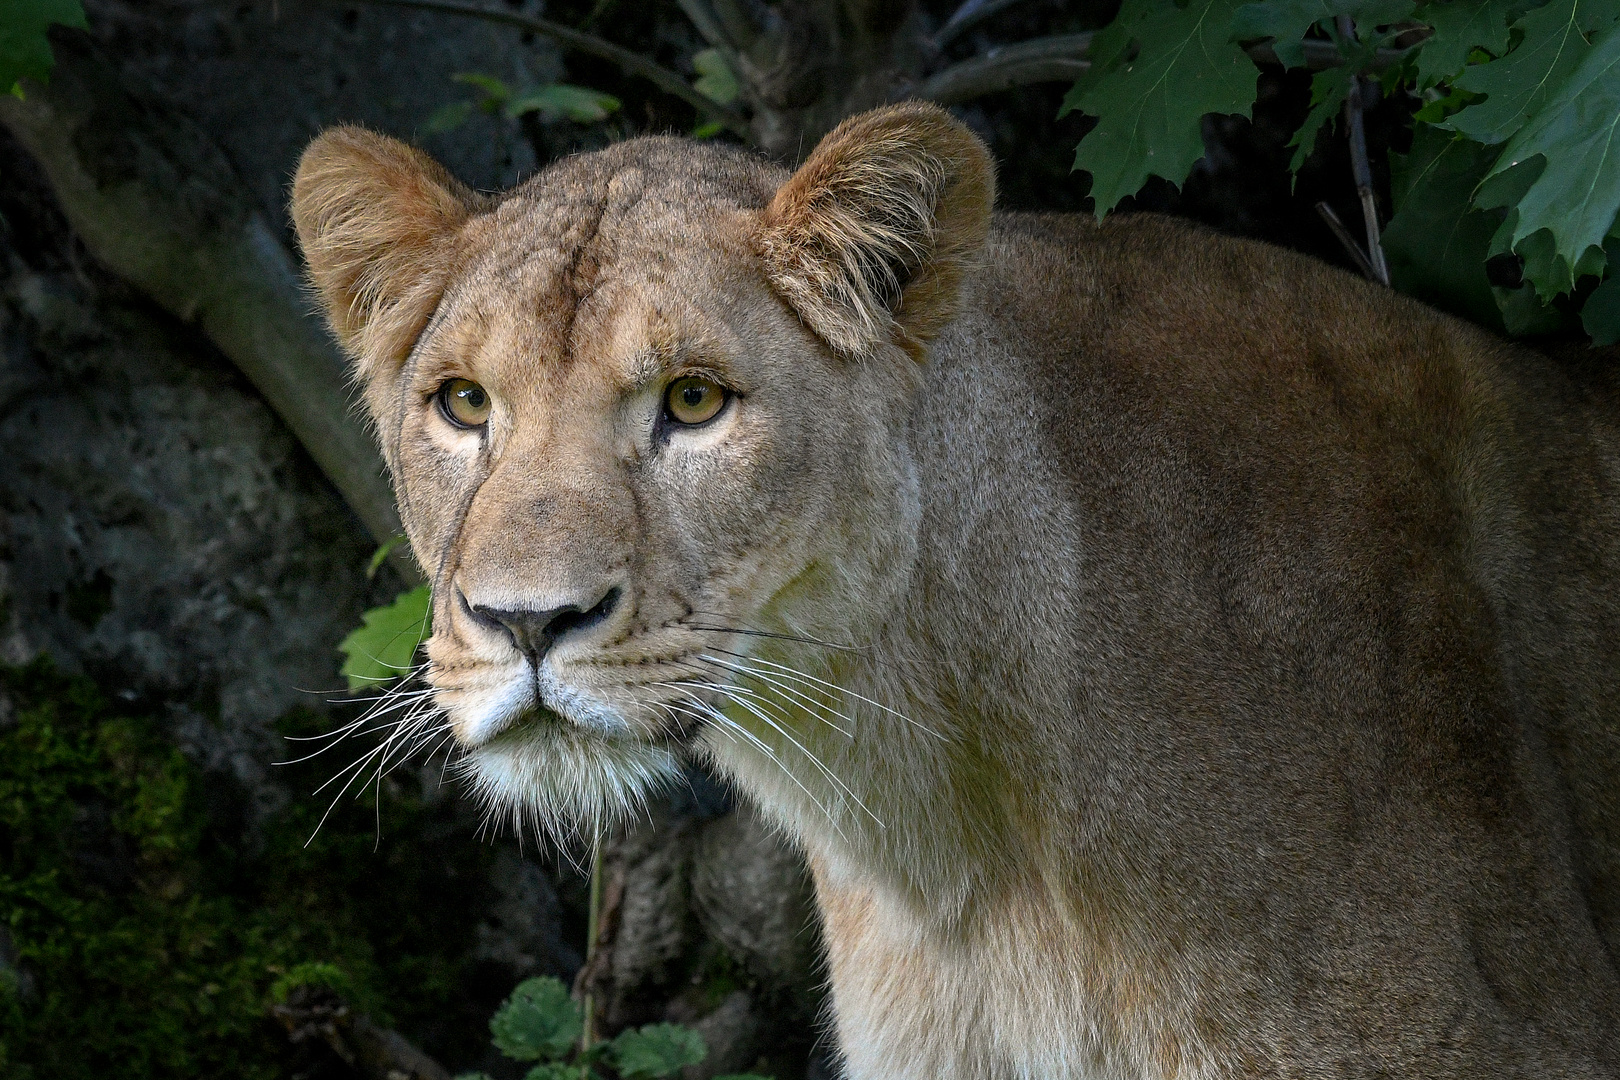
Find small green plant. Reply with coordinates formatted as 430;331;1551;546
423;71;621;135
337;583;431;691
455;976;770;1080
690;49;738;137
0;0;87;98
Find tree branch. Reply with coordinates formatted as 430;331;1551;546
917;33;1093;104
933;0;1036;49
357;0;749;134
916;30;1422;107
1334;14;1390;286
1246;36;1423;71
0;37;416;578
672;0;757;97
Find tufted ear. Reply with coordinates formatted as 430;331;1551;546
290;126;485;381
757;102;996;359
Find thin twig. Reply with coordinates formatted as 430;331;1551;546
673;0;757;97
352;0;749;134
1246;35;1425;71
933;0;1035;48
1316;201;1380;282
916;33;1093;103
582;842;602;1049
1335;14;1391;286
710;0;759;49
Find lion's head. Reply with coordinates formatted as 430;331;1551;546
291;104;993;841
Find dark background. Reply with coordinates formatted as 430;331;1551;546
0;2;1421;1077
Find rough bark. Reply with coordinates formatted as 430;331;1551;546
0;35;409;564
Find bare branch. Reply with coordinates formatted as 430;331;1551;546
710;0;760;48
0;39;416;577
1246;35;1425;71
673;0;758;93
917;33;1093;104
356;0;749;134
917;29;1423;107
1315;202;1380;282
933;0;1035;48
1334;15;1390;286
676;0;733;50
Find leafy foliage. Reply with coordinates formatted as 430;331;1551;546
424;71;621;135
0;0;86;98
608;1023;707;1079
492;977;585;1061
338;583;431;691
1061;0;1258;212
458;974;769;1080
1065;0;1620;341
692;48;739;105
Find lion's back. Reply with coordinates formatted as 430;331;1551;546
970;211;1620;963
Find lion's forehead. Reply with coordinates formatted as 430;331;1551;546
442;194;770;381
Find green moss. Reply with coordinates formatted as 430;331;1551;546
0;660;527;1078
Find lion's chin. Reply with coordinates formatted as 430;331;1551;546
455;721;683;845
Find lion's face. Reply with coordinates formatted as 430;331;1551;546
292;108;993;837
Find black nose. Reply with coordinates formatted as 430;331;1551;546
470;587;620;664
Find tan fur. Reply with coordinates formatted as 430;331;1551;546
292;105;1620;1077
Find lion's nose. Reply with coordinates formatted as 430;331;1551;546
469;587;621;665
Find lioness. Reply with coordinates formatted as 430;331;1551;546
292;103;1620;1076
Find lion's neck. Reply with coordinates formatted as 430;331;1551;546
708;313;1087;925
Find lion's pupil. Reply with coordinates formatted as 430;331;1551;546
462;386;485;408
683;386;705;407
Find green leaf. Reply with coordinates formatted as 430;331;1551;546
1289;68;1352;174
1442;0;1610;143
505;83;621;123
490;977;582;1062
1514;226;1577;296
522;1065;594;1080
1481;17;1620;289
693;48;739;105
1;0;87;97
1381;126;1507;326
453;71;511;107
337;585;431;691
1494;278;1566;332
422;100;474;135
1581;274;1620;342
1412;0;1532;84
365;533;408;579
1412;84;1481;122
1230;0;1414;67
607;1023;707;1079
1069;0;1259;216
455;1074;498;1080
268;961;355;1004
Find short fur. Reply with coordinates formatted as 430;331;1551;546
292;105;1620;1077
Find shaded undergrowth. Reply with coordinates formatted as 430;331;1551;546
0;659;554;1078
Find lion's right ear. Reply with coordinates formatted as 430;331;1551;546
291;127;483;380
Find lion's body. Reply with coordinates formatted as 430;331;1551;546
292;107;1620;1077
771;212;1620;1077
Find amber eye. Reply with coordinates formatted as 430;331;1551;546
664;376;727;426
438;378;491;428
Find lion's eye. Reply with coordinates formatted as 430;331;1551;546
438;378;491;428
664;376;727;426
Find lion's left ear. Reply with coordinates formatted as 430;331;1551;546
757;102;996;359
